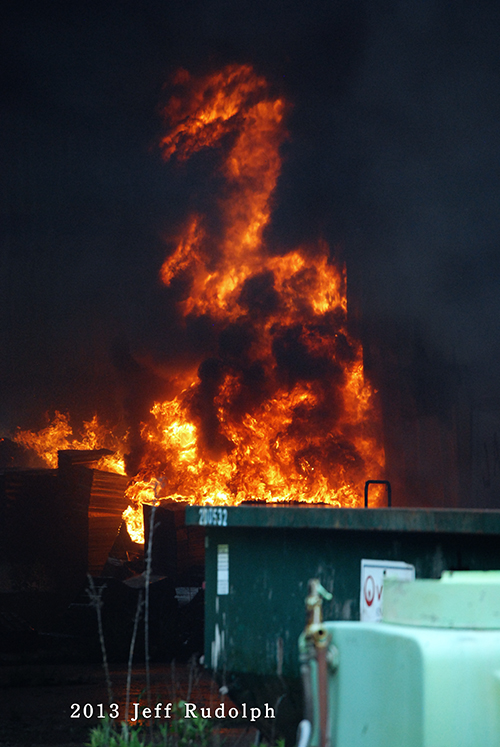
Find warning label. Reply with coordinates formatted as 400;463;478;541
217;544;229;595
360;559;415;622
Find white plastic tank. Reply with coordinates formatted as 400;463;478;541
299;571;500;747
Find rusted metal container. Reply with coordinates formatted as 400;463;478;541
0;450;129;630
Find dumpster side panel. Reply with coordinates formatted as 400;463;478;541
203;526;477;677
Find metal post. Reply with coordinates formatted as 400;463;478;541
364;480;392;508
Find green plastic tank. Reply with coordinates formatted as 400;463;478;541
299;571;500;747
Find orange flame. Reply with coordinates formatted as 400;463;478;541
13;411;126;474
11;65;385;545
122;64;385;542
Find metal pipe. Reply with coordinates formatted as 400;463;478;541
364;480;392;508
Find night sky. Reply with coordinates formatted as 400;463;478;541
2;0;500;458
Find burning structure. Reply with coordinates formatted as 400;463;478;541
12;64;386;545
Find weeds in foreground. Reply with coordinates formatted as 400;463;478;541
168;700;213;747
86;574;114;705
86;701;213;747
87;717;146;747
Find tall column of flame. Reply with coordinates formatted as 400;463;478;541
12;64;384;543
121;64;385;542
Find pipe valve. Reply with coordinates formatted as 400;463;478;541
305;579;333;629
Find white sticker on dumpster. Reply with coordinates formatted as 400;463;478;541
217;544;229;595
360;559;415;622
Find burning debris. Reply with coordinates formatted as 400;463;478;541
13;412;126;473
10;64;385;544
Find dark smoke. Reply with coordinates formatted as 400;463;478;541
238;272;281;318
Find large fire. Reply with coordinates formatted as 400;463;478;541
13;64;385;543
14;411;126;473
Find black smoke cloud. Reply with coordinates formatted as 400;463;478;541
2;0;500;503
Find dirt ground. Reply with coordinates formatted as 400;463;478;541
0;662;259;747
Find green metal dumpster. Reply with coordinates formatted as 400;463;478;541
184;505;500;740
